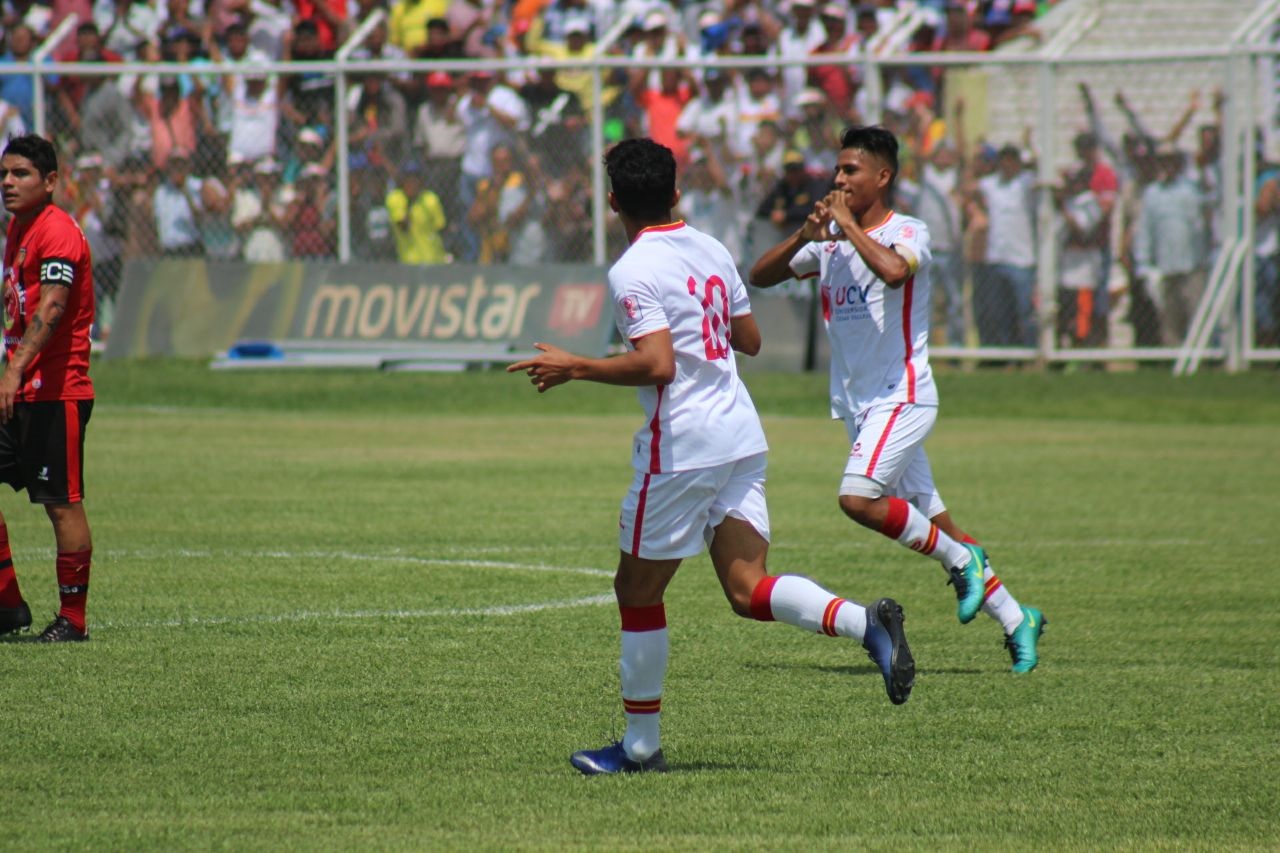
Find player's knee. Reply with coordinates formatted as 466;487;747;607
838;476;883;526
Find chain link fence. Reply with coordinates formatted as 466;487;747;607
0;31;1274;368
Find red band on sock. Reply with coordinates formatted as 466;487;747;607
622;697;661;715
749;575;779;622
961;533;979;545
984;574;1003;600
55;549;91;632
821;598;845;636
881;497;910;540
0;522;19;608
619;603;666;632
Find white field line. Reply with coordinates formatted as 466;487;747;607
95;594;617;630
84;549;615;632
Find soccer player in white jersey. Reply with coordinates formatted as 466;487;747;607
750;126;1045;673
509;138;915;776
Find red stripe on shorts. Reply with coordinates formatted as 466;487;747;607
64;401;83;502
630;473;652;557
865;403;904;478
647;385;665;474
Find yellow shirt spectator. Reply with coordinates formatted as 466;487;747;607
386;177;448;264
388;0;448;53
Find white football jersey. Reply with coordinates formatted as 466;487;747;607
610;221;768;473
790;211;938;418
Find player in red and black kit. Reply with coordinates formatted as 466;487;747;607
0;134;96;642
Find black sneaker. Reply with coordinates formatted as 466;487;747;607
36;615;89;643
0;600;32;635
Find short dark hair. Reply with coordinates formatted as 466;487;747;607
3;133;58;177
604;138;676;221
840;125;899;182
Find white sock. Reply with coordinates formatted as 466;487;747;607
980;566;1025;634
619;604;667;761
749;574;868;640
882;497;970;571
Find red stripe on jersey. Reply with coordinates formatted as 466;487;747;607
622;697;662;714
64;401;83;502
620;603;667;632
633;220;686;242
901;274;917;402
630;473;651;557
821;598;845;636
749;575;779;622
865;403;904;477
647;384;665;473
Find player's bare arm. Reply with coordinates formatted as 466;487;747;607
748;202;831;288
508;330;676;394
729;313;761;356
0;279;69;423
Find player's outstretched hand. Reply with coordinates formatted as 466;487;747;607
0;371;17;424
507;342;577;393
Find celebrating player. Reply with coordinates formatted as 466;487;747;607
0;134;96;642
509;137;914;776
750;126;1045;672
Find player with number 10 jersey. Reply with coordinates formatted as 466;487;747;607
609;220;767;476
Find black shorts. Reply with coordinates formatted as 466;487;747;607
0;399;93;504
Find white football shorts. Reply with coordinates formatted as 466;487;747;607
839;403;946;518
619;452;771;560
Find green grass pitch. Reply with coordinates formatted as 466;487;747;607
1;361;1277;849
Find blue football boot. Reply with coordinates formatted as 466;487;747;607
570;741;668;776
1004;606;1045;673
948;543;988;624
861;598;914;705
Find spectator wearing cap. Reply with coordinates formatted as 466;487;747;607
1133;144;1207;347
629;9;685;95
777;0;826;119
388;0;447;54
1069;130;1118;341
789;87;841;174
287;163;337;259
227;67;280;164
284;126;330;184
348;153;396;262
386;160;449;264
730;67;781;162
524;12;618;115
536;0;593;44
756;148;829;245
232;158;288;261
807;2;860;117
151;147;206;257
413;71;465;247
347;72;409;170
457;70;529;261
973;142;1038;347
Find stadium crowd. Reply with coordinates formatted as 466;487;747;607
0;0;1266;349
